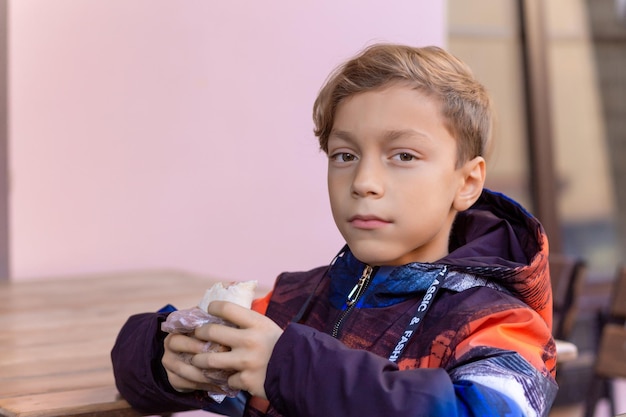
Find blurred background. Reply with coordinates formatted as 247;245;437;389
450;0;623;281
448;1;626;414
447;0;626;417
1;0;625;416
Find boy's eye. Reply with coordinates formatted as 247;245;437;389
331;153;357;162
393;152;416;162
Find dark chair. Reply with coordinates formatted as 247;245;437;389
584;265;626;417
549;253;586;341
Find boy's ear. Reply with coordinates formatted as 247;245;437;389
453;156;486;212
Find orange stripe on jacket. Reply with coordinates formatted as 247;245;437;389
406;306;556;378
251;291;273;315
456;307;557;377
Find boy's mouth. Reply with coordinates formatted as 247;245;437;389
348;215;391;229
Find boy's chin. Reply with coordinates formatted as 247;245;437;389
348;245;402;266
347;242;445;266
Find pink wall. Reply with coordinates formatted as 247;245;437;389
9;1;446;287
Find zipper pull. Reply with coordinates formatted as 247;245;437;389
346;265;373;306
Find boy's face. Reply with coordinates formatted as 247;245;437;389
327;83;483;266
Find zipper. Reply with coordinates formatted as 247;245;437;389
331;265;374;338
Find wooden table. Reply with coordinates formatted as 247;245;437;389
0;270;222;417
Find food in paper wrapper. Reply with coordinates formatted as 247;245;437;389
197;280;257;312
161;280;257;400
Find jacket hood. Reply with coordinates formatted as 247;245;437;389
329;189;552;328
446;189;552;327
446;189;545;269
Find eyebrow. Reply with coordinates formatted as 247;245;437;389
382;129;431;142
328;130;353;142
329;129;432;144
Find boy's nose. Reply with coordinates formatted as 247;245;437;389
351;160;384;198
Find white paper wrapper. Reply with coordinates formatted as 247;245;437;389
197;280;257;311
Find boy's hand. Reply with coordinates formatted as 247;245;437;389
191;300;283;399
162;332;226;393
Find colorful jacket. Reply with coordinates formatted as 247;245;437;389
111;189;558;417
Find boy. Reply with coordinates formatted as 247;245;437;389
112;44;558;417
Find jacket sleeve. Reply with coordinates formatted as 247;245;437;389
264;323;557;417
110;312;245;416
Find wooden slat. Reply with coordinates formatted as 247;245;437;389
0;356;111;380
0;370;113;398
0;386;142;417
0;324;129;346
0;337;119;366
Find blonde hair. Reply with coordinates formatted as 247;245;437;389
313;44;493;167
